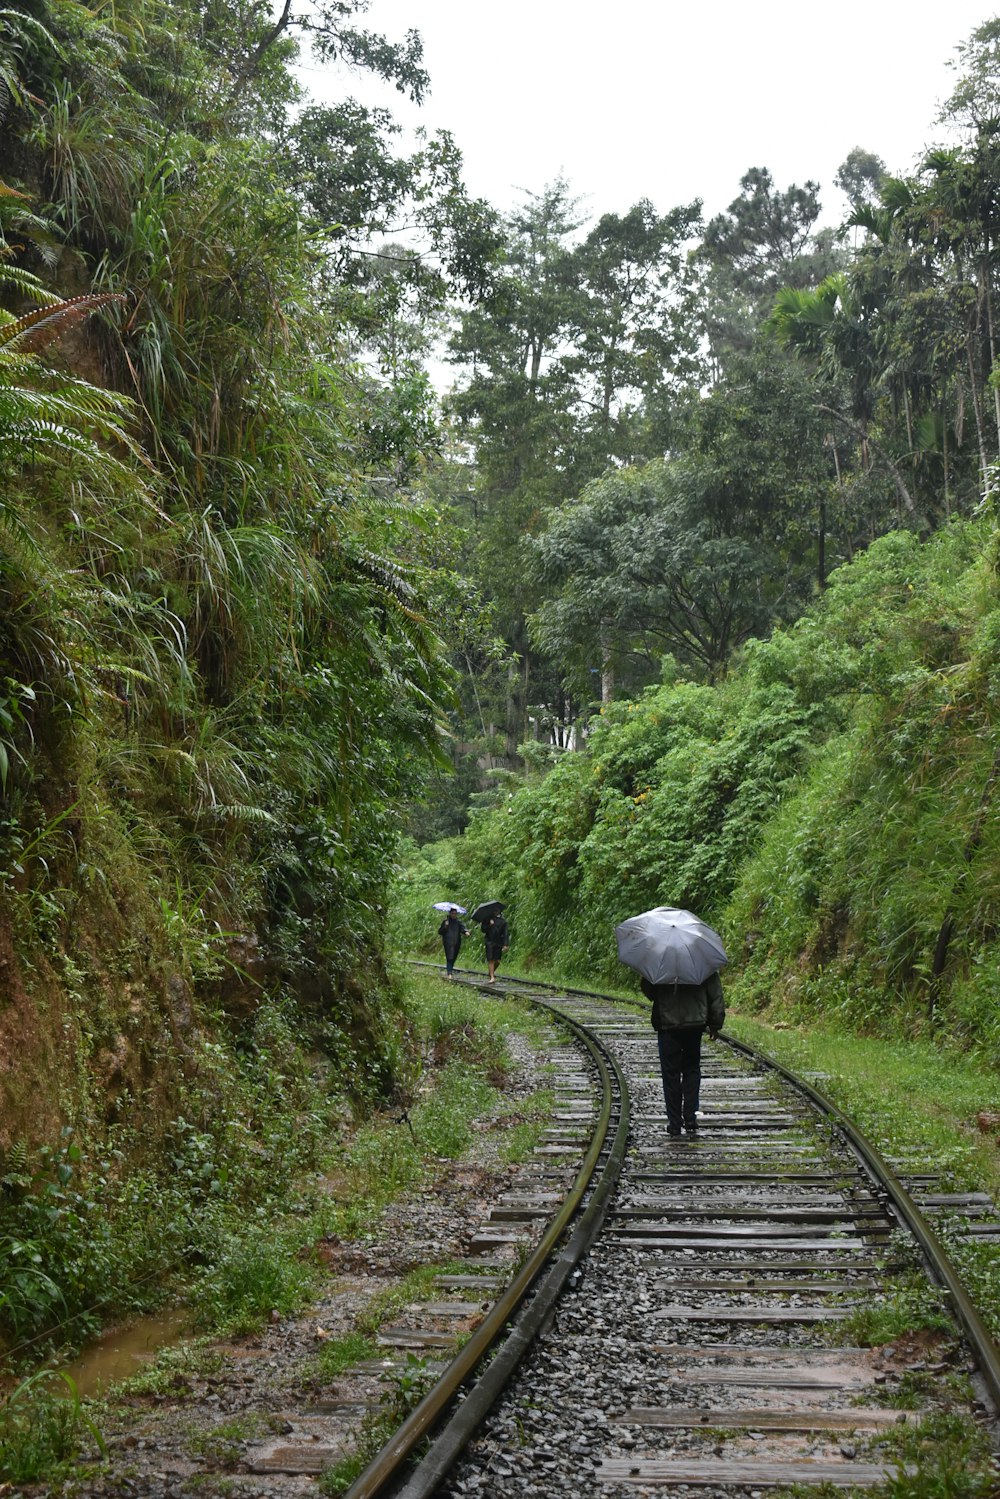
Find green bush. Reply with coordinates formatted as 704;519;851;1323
0;1371;102;1485
411;1062;496;1157
189;1229;318;1335
0;993;344;1360
396;517;1000;1067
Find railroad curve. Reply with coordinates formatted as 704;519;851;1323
348;971;1000;1499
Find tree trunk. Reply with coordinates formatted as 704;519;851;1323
981;246;1000;450
504;656;525;763
966;336;989;493
942;406;950;518
816;405;916;516
818;492;826;589
529;337;542;394
463;648;490;740
600;621;614;705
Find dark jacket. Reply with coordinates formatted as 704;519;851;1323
484;915;509;955
438;915;468;959
641;971;725;1033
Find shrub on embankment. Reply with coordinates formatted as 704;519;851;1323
394;516;1000;1061
0;0;464;1370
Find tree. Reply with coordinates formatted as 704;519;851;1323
565;197;705;463
448;182;710;753
835;148;888;212
941;17;1000;136
529;458;785;686
530;349;831;686
702;166;834;295
700;166;843;367
768;272;920;533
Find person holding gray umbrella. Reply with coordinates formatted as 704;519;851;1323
435;904;470;977
616;907;726;1136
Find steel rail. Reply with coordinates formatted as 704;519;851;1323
342;988;630;1499
724;1033;1000;1415
411;959;641;1008
411;961;1000;1417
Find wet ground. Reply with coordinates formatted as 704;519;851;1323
20;1034;555;1498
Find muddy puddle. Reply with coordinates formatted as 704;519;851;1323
56;1307;192;1397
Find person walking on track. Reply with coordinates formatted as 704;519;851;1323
483;911;509;983
438;907;470;977
641;971;725;1134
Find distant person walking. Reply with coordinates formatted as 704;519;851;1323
641;972;725;1135
438;908;470;977
483;912;509;983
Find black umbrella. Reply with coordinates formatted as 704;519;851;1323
471;900;504;924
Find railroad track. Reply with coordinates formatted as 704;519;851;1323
343;970;1000;1498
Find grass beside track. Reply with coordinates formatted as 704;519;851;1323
0;971;559;1488
465;962;1000;1347
728;1014;1000;1342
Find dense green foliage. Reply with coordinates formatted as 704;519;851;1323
0;0;498;1370
0;970;546;1480
396;514;1000;1064
6;0;1000;1416
0;994;346;1357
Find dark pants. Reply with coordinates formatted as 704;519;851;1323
657;1026;704;1131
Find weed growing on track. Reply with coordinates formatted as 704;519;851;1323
840;1280;954;1345
866;1407;998;1499
317;1351;438;1498
499;1089;556;1164
320;1414;397;1498
315;1331;377;1378
324;1260;465;1355
185;1412;270;1469
943;1237;1000;1339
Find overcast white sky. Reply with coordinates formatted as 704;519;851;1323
299;1;1000;226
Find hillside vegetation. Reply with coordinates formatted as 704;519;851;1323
0;0;491;1368
5;0;1000;1394
396;513;1000;1065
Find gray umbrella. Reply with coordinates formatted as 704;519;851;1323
615;906;727;986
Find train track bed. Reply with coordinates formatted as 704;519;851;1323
424;986;1000;1498
43;1012;608;1497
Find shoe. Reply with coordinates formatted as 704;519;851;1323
666;1126;681;1137
684;1121;698;1133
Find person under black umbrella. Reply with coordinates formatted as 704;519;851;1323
437;906;470;978
641;969;725;1134
471;901;509;984
483;910;508;982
